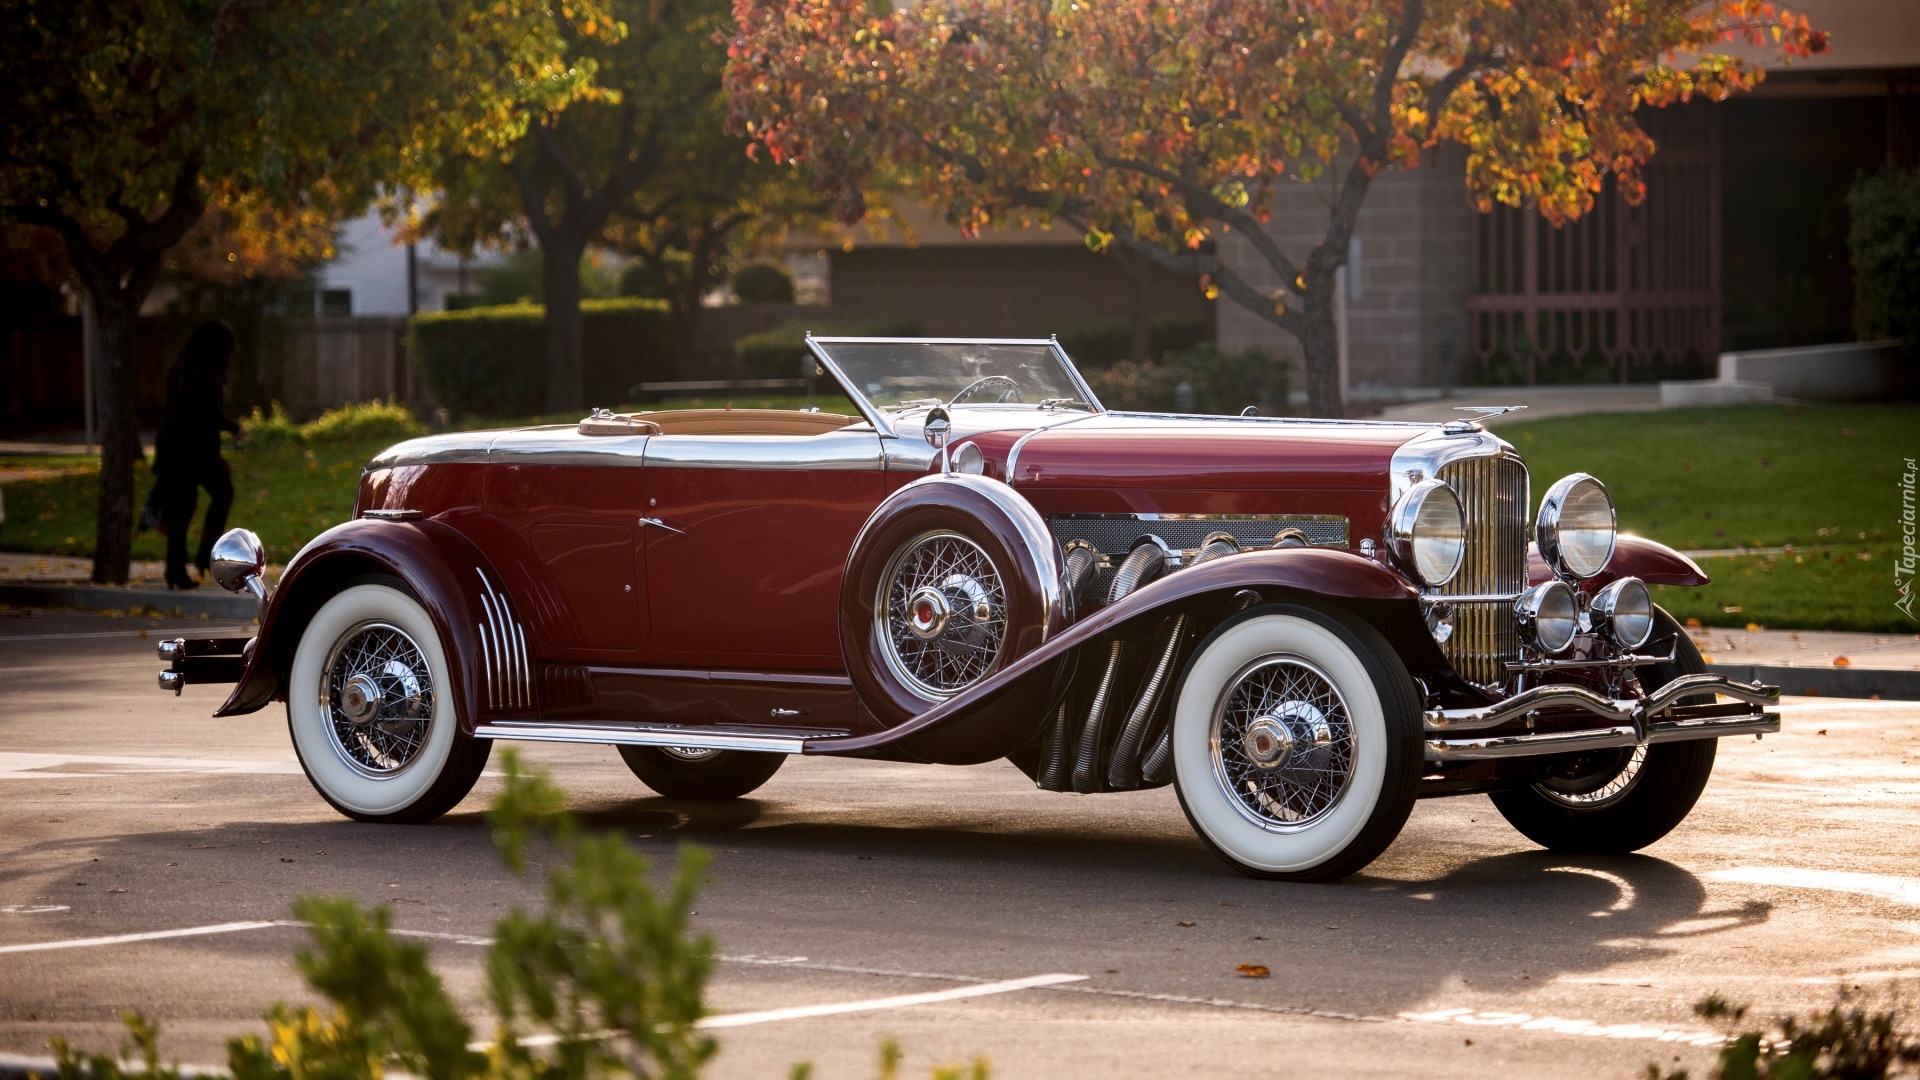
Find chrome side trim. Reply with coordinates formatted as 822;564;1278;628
366;430;507;469
1003;410;1101;485
360;509;423;521
1423;674;1782;734
1105;410;1437;429
1425;713;1779;761
474;721;813;754
475;570;530;711
640;428;884;470
487;427;652;467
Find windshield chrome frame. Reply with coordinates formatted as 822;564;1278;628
805;334;1105;440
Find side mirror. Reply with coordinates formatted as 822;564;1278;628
923;407;951;450
210;528;270;603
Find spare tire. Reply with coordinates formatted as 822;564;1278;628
839;473;1068;761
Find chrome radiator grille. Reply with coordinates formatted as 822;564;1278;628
1432;454;1529;687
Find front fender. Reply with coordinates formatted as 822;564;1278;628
815;546;1423;761
215;518;523;731
1527;534;1710;589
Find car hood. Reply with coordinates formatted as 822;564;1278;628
997;412;1432;494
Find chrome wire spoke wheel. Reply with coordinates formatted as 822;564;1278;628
1210;655;1357;832
1535;744;1648;808
877;530;1007;700
661;746;722;762
321;620;435;779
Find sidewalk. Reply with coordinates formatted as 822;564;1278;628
1374;384;1662;426
0;552;259;619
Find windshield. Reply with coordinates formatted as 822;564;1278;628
810;339;1093;414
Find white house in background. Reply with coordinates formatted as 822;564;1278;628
314;212;503;317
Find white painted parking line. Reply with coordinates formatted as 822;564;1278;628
0;920;281;955
1705;866;1920;907
695;973;1089;1029
1399;1007;1724;1046
0;751;302;779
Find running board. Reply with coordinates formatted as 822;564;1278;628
473;720;848;755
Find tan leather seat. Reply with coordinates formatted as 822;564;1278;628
637;408;860;437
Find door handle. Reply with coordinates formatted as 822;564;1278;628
637;516;684;535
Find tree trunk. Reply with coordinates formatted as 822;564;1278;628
1298;284;1344;419
89;289;142;584
679;226;716;380
541;232;587;413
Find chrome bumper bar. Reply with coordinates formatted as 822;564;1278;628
1423;674;1781;762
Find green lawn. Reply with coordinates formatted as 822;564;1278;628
0;437;390;565
1502;402;1917;633
5;400;1914;631
1501;403;1909;550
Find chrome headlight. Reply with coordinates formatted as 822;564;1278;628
1386;479;1465;587
1515;581;1579;655
1536;473;1617;580
1590;576;1655;650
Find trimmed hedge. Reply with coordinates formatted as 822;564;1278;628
1055;313;1211;370
1850;168;1920;360
733;316;921;380
411;298;672;418
1089;343;1289;415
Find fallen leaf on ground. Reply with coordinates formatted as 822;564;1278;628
1833;656;1851;667
1176;920;1195;927
1236;964;1270;978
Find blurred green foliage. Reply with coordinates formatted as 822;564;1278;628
1849;168;1920;360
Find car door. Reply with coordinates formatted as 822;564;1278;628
639;427;887;669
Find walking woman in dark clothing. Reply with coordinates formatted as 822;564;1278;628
152;321;241;589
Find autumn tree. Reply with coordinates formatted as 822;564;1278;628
422;0;779;411
725;0;1826;417
0;0;602;582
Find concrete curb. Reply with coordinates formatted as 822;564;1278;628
0;581;258;620
1707;663;1920;702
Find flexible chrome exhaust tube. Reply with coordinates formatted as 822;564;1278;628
1061;539;1101;613
1072;640;1127;793
1070;539;1168;793
1139;585;1261;787
1037;700;1073;791
1105;612;1187;791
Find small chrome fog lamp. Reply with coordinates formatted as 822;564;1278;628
209;528;269;602
1514;580;1579;655
1590;576;1655;650
1386;478;1466;587
1536;473;1617;580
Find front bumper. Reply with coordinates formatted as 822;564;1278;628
1422;674;1780;762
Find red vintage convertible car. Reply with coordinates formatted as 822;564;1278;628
159;337;1779;881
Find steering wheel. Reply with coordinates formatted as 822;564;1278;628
949;375;1022;405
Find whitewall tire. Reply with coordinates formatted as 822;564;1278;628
287;579;491;822
1171;603;1421;882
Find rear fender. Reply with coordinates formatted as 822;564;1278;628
1527;534;1710;589
814;547;1428;761
216;518;528;731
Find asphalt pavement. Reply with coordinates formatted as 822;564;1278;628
3;607;1919;1079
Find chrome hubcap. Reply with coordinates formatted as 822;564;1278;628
878;531;1007;700
339;674;383;726
1212;656;1355;832
321;621;434;778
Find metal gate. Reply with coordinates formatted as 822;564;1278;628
1463;103;1721;383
